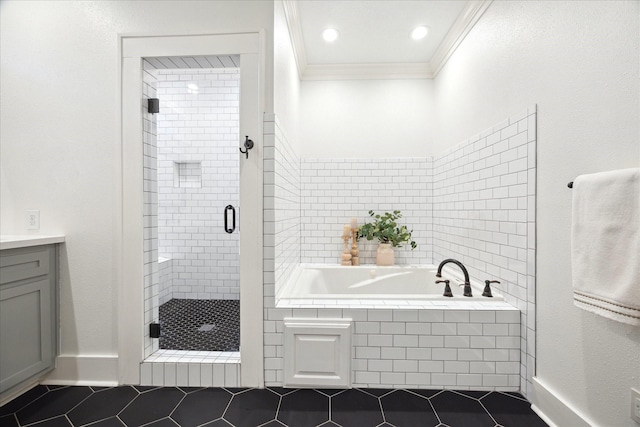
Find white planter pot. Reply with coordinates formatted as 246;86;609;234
376;243;395;266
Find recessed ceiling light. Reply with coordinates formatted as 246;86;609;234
411;26;429;40
187;83;199;94
322;28;339;42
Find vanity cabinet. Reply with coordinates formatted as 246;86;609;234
0;244;58;395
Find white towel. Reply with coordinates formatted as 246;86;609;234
571;168;640;325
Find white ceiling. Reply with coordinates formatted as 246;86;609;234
286;0;492;80
297;0;468;65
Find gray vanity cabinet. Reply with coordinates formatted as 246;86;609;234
0;245;57;394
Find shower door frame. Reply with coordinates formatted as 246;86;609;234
118;32;265;387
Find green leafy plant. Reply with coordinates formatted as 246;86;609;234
358;210;417;249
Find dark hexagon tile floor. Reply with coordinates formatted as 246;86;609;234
0;385;548;427
159;299;240;352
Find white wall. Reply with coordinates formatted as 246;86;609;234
273;0;301;153
0;0;273;375
434;1;640;426
300;79;435;158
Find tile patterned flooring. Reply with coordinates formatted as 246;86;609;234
159;299;240;352
0;385;549;427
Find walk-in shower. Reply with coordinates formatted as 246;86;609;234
142;56;242;357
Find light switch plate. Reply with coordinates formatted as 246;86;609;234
632;388;640;423
26;210;40;231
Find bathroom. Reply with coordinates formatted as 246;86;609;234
0;1;638;427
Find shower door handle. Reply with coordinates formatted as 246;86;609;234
224;205;236;234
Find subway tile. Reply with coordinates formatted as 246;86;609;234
356;347;381;359
456;373;483;386
381;347;407;360
418;360;444;373
405;372;431;385
151;363;165;386
140;363;152;386
405;322;431;335
419;336;445;348
432;348;458;361
483;374;510;387
470;311;496;323
176;363;189;387
188;364;201;386
355;371;380;384
470;336;496;349
483;324;510;336
406;347;431;360
444;311;470;323
381;372;407;385
496;361;520;374
484;349;511;362
432;323;457;335
444;361;469;373
368;334;394;347
394;335;419;347
445;336;470;348
457;348;484;361
163;363;177;387
381;322;406;334
369;360;393;372
393;360;418;372
431;373;457;386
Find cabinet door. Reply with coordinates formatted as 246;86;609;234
0;278;52;393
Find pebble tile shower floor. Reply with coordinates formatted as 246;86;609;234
0;385;549;427
159;299;240;352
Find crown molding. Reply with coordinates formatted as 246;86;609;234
429;0;493;77
282;0;307;80
283;0;492;81
303;63;433;81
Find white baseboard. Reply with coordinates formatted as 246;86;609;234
41;355;119;387
529;377;593;427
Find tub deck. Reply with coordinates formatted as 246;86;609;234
277;264;505;307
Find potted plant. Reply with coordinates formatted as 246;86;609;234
357;210;417;266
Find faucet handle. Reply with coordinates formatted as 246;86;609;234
436;279;453;297
463;282;473;297
483;280;500;297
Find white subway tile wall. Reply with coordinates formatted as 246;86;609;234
158;257;173;306
263;115;301;305
263;306;520;390
300;158;433;265
156;69;240;300
432;106;536;395
263;108;536;395
140;351;241;387
142;67;160;358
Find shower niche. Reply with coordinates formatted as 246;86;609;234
142;56;242;357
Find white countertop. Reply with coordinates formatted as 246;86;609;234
0;235;66;250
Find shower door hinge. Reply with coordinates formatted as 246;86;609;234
149;323;161;338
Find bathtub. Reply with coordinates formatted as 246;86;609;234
278;264;502;301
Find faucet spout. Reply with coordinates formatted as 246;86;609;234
436;258;472;297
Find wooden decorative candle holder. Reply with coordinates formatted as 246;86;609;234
350;228;360;266
341;233;353;266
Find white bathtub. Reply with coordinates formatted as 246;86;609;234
279;264;501;301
